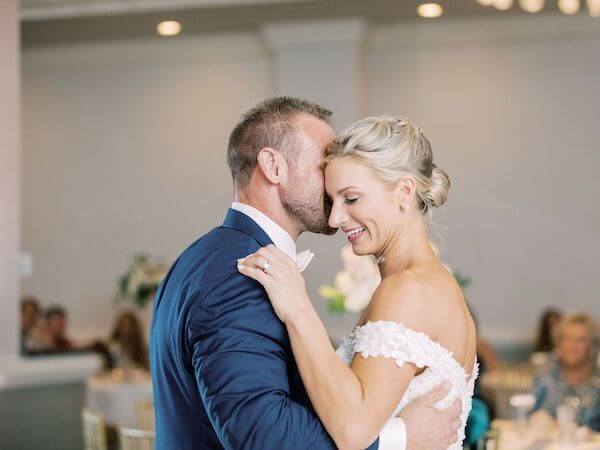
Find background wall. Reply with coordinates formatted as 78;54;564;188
21;15;600;345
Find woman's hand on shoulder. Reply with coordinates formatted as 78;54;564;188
237;245;311;323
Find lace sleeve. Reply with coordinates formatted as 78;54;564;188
353;320;440;369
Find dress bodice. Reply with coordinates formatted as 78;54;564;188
336;320;479;450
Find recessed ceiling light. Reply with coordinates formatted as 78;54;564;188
417;3;443;18
558;0;581;14
519;0;545;13
477;0;495;5
157;21;182;37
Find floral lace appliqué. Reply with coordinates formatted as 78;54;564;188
336;320;479;450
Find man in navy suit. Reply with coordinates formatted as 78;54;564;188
150;97;462;449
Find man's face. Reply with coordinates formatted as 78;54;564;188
280;114;337;235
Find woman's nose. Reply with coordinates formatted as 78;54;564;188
328;202;347;229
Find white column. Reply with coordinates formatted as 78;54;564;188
262;19;368;129
0;0;20;359
0;2;108;390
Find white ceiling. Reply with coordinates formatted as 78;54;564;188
20;0;317;21
22;0;580;48
21;0;583;23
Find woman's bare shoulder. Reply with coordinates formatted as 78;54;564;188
363;270;443;338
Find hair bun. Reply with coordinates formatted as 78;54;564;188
424;165;450;208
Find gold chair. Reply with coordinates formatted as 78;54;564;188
119;427;155;450
476;428;500;450
81;408;108;450
135;399;155;430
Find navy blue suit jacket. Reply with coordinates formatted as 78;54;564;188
150;208;379;449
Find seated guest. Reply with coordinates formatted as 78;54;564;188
467;301;504;372
535;307;562;353
477;335;503;373
43;306;74;351
20;296;45;353
532;314;599;431
109;311;148;370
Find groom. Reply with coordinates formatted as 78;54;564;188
150;97;462;449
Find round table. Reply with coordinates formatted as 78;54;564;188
480;365;535;419
86;369;153;426
492;420;600;450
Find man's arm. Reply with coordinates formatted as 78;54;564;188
395;385;463;450
188;273;379;450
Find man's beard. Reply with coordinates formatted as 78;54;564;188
282;185;337;235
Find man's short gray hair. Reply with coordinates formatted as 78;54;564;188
227;96;333;188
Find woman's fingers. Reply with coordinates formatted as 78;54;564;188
237;261;271;286
239;245;293;272
239;254;271;271
256;245;289;267
267;245;298;269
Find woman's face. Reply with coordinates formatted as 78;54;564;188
558;323;593;368
47;314;66;336
325;157;403;257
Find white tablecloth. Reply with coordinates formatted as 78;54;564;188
493;420;600;450
86;369;152;426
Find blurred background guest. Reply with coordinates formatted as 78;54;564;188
478;335;504;373
43;305;74;352
531;314;599;431
534;307;563;353
463;304;497;448
109;311;148;370
20;296;45;354
468;302;504;373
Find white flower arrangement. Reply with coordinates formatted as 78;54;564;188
319;243;471;314
319;245;381;314
117;254;168;309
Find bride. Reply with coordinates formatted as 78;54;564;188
238;116;478;450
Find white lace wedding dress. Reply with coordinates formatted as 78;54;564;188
336;320;479;450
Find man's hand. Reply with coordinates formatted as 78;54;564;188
398;382;462;450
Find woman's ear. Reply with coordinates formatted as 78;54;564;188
395;175;417;207
256;148;288;185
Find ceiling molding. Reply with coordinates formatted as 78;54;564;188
22;32;266;70
21;0;316;22
373;14;600;50
262;18;368;48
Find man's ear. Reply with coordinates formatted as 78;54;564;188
256;148;288;184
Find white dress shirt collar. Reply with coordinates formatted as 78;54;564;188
231;202;297;262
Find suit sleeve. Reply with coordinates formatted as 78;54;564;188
187;272;379;450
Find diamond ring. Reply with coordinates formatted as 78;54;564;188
261;260;272;272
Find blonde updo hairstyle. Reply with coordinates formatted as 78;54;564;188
326;116;450;214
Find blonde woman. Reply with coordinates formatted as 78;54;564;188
239;116;478;450
532;314;599;431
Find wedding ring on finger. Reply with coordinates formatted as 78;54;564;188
261;259;272;273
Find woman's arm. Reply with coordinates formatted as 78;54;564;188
238;246;437;450
286;306;416;449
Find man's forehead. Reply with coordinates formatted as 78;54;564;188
294;114;334;141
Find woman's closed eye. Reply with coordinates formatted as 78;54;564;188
344;196;360;204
